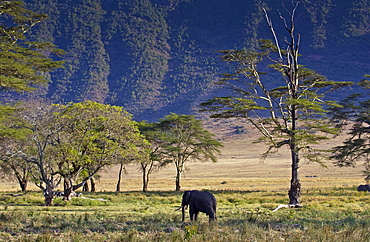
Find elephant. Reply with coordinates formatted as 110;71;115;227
177;190;217;222
357;184;370;191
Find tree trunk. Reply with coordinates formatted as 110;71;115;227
142;167;148;192
175;168;181;191
63;177;73;201
116;163;124;192
19;179;27;192
289;106;301;206
83;181;89;192
13;169;28;192
90;177;96;192
141;161;154;192
116;180;121;192
288;150;301;206
44;183;54;206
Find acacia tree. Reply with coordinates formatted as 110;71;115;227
0;0;63;92
115;145;149;193
0;137;33;192
0;102;33;191
0;1;62;191
13;101;64;205
0;0;63;141
158;113;222;191
4;101;146;205
138;121;170;192
54;101;148;200
200;1;352;206
330;75;370;180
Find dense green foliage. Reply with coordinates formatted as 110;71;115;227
0;100;148;205
1;0;366;120
0;0;63;145
330;75;370;179
0;0;63;93
50;101;148;196
0;189;369;241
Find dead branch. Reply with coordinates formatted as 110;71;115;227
272;204;302;212
257;1;283;60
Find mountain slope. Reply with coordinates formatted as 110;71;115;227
12;0;370;120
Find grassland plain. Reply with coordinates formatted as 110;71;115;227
0;120;369;241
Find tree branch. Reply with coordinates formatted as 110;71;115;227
257;1;283;60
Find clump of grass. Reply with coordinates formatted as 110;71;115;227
69;198;110;206
0;193;44;206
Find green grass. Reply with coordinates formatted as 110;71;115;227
0;129;367;241
0;190;369;241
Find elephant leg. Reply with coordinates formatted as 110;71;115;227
189;208;195;221
189;212;193;221
194;211;199;221
211;209;216;220
209;211;216;222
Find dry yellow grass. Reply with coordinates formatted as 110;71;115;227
97;119;364;192
0;119;365;193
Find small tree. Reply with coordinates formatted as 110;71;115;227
138;121;170;192
330;75;370;180
16;101;63;205
115;149;148;192
0;102;33;191
200;1;352;206
114;125;149;193
54;101;148;200
158;113;222;191
0;137;33;192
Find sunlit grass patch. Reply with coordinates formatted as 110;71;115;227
0;189;369;241
0;193;44;206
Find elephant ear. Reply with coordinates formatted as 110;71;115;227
183;191;192;205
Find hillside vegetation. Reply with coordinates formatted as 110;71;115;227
4;0;367;121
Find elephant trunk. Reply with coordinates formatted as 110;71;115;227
181;204;188;221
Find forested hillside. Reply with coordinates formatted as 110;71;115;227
10;0;370;120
